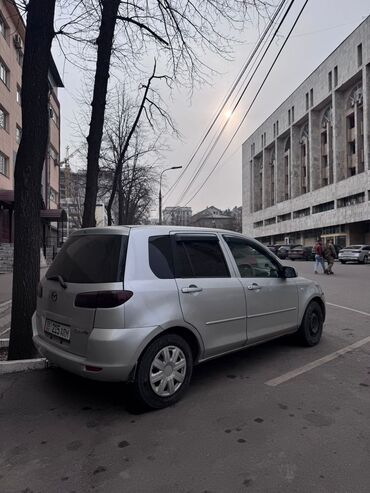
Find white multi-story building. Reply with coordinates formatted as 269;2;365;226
242;17;370;247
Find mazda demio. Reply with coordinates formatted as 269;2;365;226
33;226;325;408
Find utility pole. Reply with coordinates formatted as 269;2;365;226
159;166;182;224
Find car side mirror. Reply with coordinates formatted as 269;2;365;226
281;266;297;278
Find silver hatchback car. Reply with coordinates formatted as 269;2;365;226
33;226;325;408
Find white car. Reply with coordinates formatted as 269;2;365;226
338;245;370;264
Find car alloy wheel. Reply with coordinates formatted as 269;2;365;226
364;256;369;264
309;311;320;337
149;345;187;397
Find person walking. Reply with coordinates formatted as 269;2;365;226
323;239;336;275
314;239;326;274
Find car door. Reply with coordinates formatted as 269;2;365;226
222;235;299;343
172;233;247;358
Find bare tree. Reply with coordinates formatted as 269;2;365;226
8;0;57;360
61;0;272;227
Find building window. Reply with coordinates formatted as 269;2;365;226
337;192;365;208
312;201;334;214
16;125;21;144
0;151;9;176
305;92;309;110
292;106;295;122
273;123;276;137
49;106;58;126
261;134;264;148
288;109;291;125
16;85;21;104
16;49;24;67
276;120;279;135
49;145;59;165
334;66;338;87
310;88;313;107
0;106;8;130
0;59;9;86
0;13;7;39
357;43;362;67
264;132;266;146
328;71;332;91
277;212;291;222
50;188;58;204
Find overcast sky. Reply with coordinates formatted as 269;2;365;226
53;0;370;216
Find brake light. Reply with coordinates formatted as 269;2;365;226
75;290;133;308
37;282;43;298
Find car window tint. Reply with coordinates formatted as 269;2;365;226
174;238;230;278
149;236;174;279
224;236;279;278
47;234;126;283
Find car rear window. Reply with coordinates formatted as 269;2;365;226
46;234;127;283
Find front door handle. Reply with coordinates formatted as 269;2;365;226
247;283;262;291
181;285;203;294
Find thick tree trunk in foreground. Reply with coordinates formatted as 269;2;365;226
82;0;120;228
8;0;56;360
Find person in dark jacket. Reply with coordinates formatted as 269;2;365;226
323;239;336;275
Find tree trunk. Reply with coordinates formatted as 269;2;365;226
82;0;121;228
8;0;56;360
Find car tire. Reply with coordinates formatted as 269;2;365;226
361;256;368;264
297;301;323;347
340;260;346;264
133;334;193;409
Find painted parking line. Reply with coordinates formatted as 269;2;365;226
327;302;370;318
265;335;370;387
0;327;9;337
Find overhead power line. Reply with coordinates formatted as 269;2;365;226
176;0;298;206
182;0;309;206
164;0;288;202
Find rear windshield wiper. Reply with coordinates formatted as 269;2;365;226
47;274;67;289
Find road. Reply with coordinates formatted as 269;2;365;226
1;261;370;492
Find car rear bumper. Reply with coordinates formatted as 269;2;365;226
338;256;361;261
32;315;158;382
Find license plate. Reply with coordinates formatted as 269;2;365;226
45;319;71;341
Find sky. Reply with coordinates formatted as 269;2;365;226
53;0;370;216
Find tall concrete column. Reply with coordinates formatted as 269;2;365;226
362;64;370;170
276;137;285;203
333;89;346;182
291;125;301;198
309;109;321;191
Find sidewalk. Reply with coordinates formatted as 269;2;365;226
0;267;48;303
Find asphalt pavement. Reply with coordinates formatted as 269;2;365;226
1;261;370;492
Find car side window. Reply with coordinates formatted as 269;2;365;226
149;236;174;279
224;236;279;278
173;237;230;278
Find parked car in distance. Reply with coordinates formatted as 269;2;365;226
277;244;302;259
288;246;315;261
33;226;325;409
266;244;279;255
338;245;370;264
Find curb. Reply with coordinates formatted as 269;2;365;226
0;358;49;375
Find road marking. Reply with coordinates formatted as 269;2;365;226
327;302;370;318
0;299;11;311
265;335;370;387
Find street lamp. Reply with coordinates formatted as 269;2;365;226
159;166;182;225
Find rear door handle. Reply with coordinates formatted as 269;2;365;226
181;285;203;294
247;283;262;291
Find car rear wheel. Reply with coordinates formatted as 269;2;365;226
297;301;323;347
361;256;368;264
134;334;193;409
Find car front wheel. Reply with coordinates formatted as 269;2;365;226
340;260;346;264
297;301;323;347
361;256;368;264
134;334;193;409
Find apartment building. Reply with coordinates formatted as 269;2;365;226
163;206;192;226
242;17;370;247
0;0;63;246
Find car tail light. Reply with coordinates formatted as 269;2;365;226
37;282;43;298
85;365;102;372
75;290;133;308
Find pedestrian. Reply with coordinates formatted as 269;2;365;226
323;239;336;275
314;239;326;274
